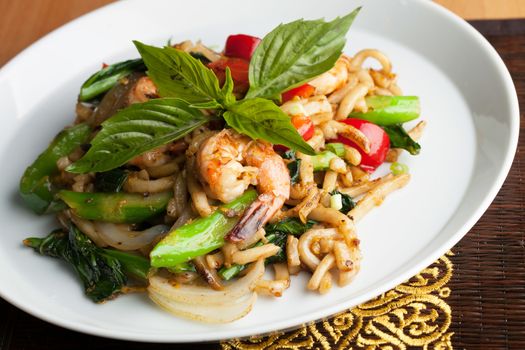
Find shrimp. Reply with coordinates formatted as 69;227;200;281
128;76;158;104
197;129;290;242
308;57;349;96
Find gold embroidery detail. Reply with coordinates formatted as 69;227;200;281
221;254;454;349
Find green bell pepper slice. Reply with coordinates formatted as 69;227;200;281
79;59;145;102
150;189;258;267
349;96;420;125
58;190;172;224
19;123;92;214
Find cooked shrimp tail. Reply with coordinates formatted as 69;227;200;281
227;193;276;242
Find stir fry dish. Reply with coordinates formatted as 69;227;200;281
20;8;425;323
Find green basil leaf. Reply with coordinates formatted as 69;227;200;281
382;124;421;155
264;218;316;264
134;41;232;106
67;98;207;173
223;98;315;155
79;59;145;102
187;69;235;109
246;8;360;99
265;217;316;237
221;67;236;107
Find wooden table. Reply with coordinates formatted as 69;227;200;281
1;2;524;349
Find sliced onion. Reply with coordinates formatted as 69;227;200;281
148;259;264;305
93;222;169;251
69;214;107;247
150;290;257;323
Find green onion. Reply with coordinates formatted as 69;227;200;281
325;143;345;156
390;162;409;175
218;264;246;281
330;193;343;211
311;151;339;171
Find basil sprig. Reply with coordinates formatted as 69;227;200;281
67;98;207;173
134;40;315;155
247;8;360;100
134;41;234;108
70;9;362;173
224;98;314;155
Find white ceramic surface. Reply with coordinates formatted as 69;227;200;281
0;0;519;343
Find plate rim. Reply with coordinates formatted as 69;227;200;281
0;0;520;343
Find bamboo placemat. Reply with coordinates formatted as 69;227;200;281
0;20;524;350
445;23;525;349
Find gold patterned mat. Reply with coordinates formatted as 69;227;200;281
222;252;453;350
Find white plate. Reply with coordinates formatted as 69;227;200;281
0;0;519;343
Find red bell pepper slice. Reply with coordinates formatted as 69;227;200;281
291;115;314;141
224;34;261;60
336;118;390;172
274;115;314;153
282;84;315;103
208;57;250;94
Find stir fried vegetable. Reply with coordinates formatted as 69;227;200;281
79;59;145;102
93;168;129;193
150;190;257;267
311;150;345;171
330;190;356;213
24;225;129;302
264;218;316;263
325;142;345;155
390;162;410;175
66;98;208;174
284;146;346;173
291;114;315;141
281;83;315;103
219;218;315;280
19;123;91;214
336;118;390;172
382;124;421;155
282;150;301;184
102;249;150;280
58;191;172;224
224;34;261;60
348;96;420;125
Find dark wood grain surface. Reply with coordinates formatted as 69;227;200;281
1;21;524;350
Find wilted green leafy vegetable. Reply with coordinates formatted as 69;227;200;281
24;225;150;302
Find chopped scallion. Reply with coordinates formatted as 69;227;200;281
390;162;409;175
330;193;343;211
